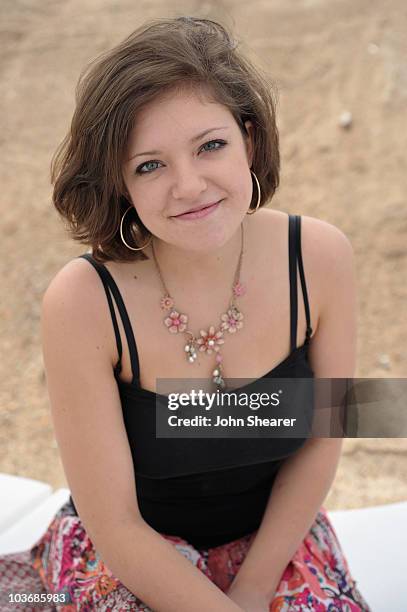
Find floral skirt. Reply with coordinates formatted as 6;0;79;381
0;499;371;611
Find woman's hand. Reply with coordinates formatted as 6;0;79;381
226;583;272;612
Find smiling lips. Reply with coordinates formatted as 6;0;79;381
173;200;221;220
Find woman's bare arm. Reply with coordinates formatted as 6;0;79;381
41;259;243;612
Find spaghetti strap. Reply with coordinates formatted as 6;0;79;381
288;215;298;352
77;253;140;383
288;215;313;351
295;215;313;342
78;254;123;373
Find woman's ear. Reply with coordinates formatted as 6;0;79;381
243;120;254;167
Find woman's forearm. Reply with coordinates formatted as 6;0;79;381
227;438;343;601
91;517;244;612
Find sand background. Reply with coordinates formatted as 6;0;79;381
1;0;406;511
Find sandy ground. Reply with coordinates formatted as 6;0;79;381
0;0;406;511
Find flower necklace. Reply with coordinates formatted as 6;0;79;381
151;224;246;390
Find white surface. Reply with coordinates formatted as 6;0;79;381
0;488;70;554
0;473;52;533
328;501;407;612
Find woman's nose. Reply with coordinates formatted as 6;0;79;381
170;164;207;200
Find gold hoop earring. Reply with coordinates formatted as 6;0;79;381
246;170;261;215
120;206;153;251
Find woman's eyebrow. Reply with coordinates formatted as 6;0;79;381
127;126;229;161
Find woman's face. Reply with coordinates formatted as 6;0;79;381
122;87;254;253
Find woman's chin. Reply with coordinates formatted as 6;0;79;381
149;206;247;252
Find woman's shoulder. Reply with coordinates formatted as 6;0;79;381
300;213;353;250
255;208;355;331
298;214;355;289
41;254;120;365
295;213;356;334
44;250;146;295
252;207;353;265
43;254;107;309
256;207;352;244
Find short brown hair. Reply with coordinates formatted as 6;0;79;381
51;16;280;263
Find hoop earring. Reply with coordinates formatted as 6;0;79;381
246;170;261;215
120;206;153;251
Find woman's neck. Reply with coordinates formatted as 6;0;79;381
148;218;249;292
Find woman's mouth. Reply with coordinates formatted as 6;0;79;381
172;200;222;221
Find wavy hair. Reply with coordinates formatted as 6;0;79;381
51;16;280;262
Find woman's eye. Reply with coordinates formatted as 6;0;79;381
200;139;227;153
135;160;161;175
135;139;227;175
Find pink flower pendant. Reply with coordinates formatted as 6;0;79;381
164;310;188;334
220;306;244;333
196;326;225;355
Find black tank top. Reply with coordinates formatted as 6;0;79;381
70;214;314;549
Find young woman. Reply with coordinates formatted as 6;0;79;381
10;16;370;611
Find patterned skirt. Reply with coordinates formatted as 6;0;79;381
0;499;371;611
